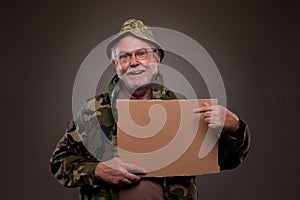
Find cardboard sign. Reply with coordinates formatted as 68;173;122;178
116;99;220;177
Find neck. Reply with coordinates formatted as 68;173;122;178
120;83;152;100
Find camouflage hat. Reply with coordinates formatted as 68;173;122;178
106;19;164;61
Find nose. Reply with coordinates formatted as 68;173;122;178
129;54;139;67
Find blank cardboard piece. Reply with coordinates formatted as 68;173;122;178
117;99;220;177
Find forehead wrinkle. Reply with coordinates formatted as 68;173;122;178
115;35;152;54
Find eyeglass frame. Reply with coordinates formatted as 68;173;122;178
113;48;159;64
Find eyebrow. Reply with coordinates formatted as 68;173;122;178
116;47;151;54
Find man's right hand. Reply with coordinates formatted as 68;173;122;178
95;157;146;187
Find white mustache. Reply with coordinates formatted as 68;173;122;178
125;66;147;75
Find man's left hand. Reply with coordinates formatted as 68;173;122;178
193;102;240;133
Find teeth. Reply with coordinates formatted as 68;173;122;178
129;70;143;74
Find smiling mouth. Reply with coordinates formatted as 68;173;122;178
127;70;146;75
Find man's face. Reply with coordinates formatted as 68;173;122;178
113;35;160;91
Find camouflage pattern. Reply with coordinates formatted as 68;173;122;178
50;74;250;200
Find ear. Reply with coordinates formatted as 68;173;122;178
112;60;118;70
156;50;161;63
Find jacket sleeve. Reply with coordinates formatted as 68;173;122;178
50;95;116;188
218;118;250;170
49;119;101;188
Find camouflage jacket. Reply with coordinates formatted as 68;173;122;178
50;74;250;200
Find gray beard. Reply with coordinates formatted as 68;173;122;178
120;72;159;95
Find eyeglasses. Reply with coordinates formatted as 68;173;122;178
114;48;158;64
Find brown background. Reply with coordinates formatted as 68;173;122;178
1;0;299;199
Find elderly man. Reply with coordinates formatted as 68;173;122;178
50;19;250;200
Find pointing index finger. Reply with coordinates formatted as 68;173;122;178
193;102;213;113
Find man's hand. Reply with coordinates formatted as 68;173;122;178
95;157;146;187
193;102;240;133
